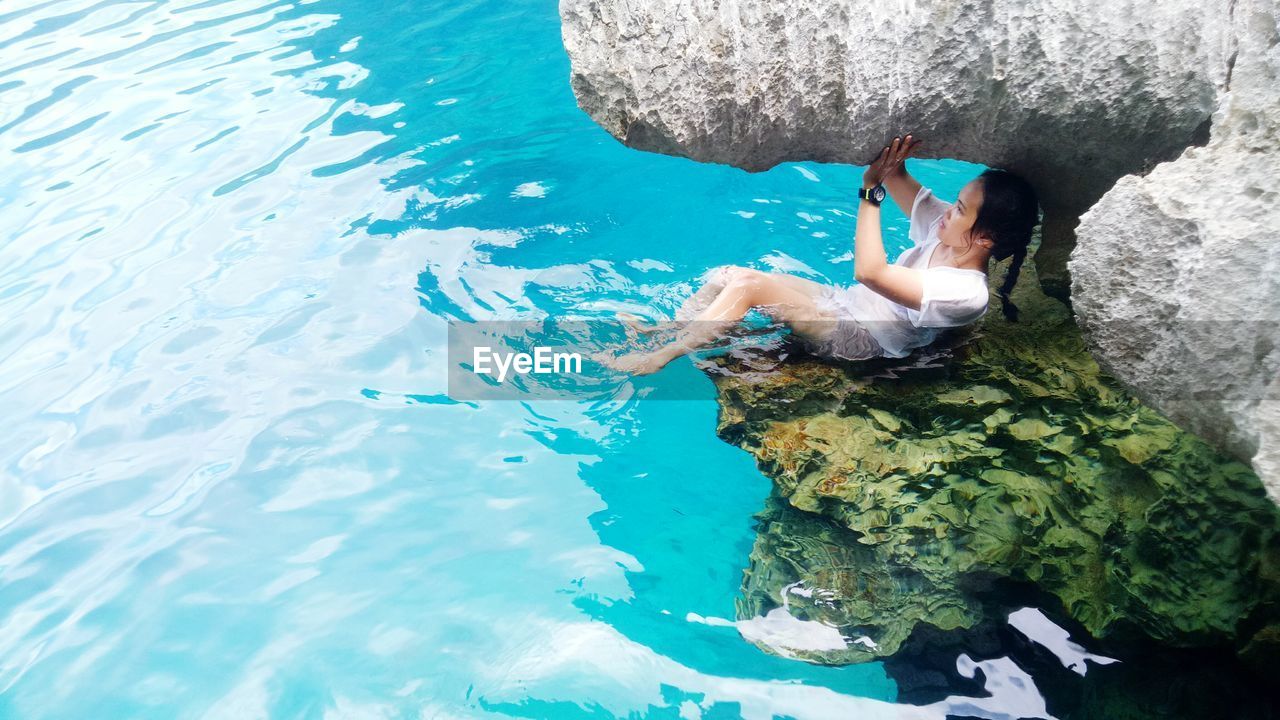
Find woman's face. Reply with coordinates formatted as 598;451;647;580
938;180;986;249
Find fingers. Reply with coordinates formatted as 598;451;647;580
870;133;921;179
903;134;921;159
868;145;888;170
882;133;920;168
891;134;913;164
869;133;922;172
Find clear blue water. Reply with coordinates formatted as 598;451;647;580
0;1;1032;717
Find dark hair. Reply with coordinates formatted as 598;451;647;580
970;168;1040;321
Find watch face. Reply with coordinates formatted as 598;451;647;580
873;186;886;202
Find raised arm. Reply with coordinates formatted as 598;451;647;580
876;134;924;215
853;136;926;310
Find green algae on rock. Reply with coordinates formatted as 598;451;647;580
738;495;986;665
708;244;1280;665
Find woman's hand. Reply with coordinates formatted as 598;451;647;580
863;134;921;188
853;132;926;308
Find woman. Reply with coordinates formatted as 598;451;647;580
606;134;1041;375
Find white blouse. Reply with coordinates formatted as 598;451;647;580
843;186;991;357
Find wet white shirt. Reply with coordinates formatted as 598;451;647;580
843;186;991;357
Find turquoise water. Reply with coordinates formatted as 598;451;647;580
0;0;1043;717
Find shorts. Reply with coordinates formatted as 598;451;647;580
802;285;886;361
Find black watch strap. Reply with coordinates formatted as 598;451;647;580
858;184;885;206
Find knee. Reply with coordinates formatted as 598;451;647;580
722;267;771;303
700;265;771;307
714;265;765;286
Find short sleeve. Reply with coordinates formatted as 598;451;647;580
909;187;951;247
913;269;989;328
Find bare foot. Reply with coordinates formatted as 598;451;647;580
597;349;672;376
615;311;668;335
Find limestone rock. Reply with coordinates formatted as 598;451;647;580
559;0;1231;297
1071;0;1280;501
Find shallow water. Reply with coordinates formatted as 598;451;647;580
0;0;1254;718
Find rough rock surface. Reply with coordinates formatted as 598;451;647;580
703;256;1280;666
559;0;1231;298
1070;0;1280;502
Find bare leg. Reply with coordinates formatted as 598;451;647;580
615;266;741;334
616;311;669;335
606;267;829;375
673;266;739;322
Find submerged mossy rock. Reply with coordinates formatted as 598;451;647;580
738;495;990;665
708;244;1280;665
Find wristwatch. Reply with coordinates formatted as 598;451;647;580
858;184;886;206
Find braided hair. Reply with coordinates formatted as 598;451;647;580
971;169;1040;321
